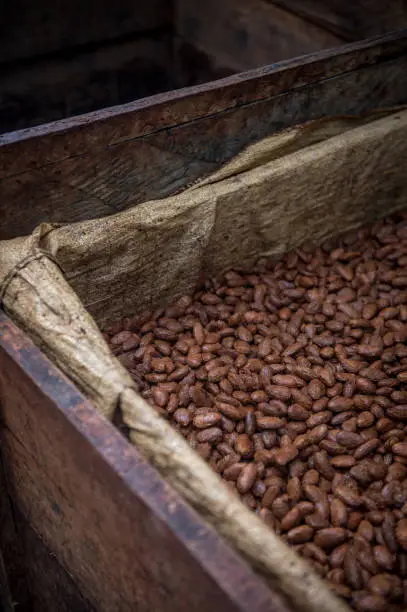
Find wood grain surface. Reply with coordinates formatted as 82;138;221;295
1;32;407;240
0;0;172;64
176;0;344;73
268;0;407;41
0;442;30;611
0;36;173;134
0;547;14;612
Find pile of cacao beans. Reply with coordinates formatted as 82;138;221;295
105;212;407;612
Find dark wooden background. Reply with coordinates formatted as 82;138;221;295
2;0;407;134
1;32;407;241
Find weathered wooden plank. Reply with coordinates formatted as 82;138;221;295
176;0;344;73
3;440;94;611
0;548;14;612
0;36;173;134
20;523;94;611
2;32;405;168
0;311;289;612
0;0;172;64
268;0;407;41
0;442;30;611
0;495;94;612
1;32;407;240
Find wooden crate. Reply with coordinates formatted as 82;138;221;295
1;30;407;612
2;0;407;135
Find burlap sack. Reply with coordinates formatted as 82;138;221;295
2;108;407;612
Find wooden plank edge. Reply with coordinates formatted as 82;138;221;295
1;29;406;175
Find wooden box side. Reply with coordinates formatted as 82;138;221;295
0;36;175;135
268;0;407;41
0;1;177;134
0;0;173;64
175;0;345;74
0;311;289;612
1;31;407;240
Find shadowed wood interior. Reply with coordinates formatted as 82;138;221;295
4;0;406;134
174;0;344;73
269;0;407;41
1;32;407;240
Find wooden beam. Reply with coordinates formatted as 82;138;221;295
1;32;407;240
0;0;172;64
